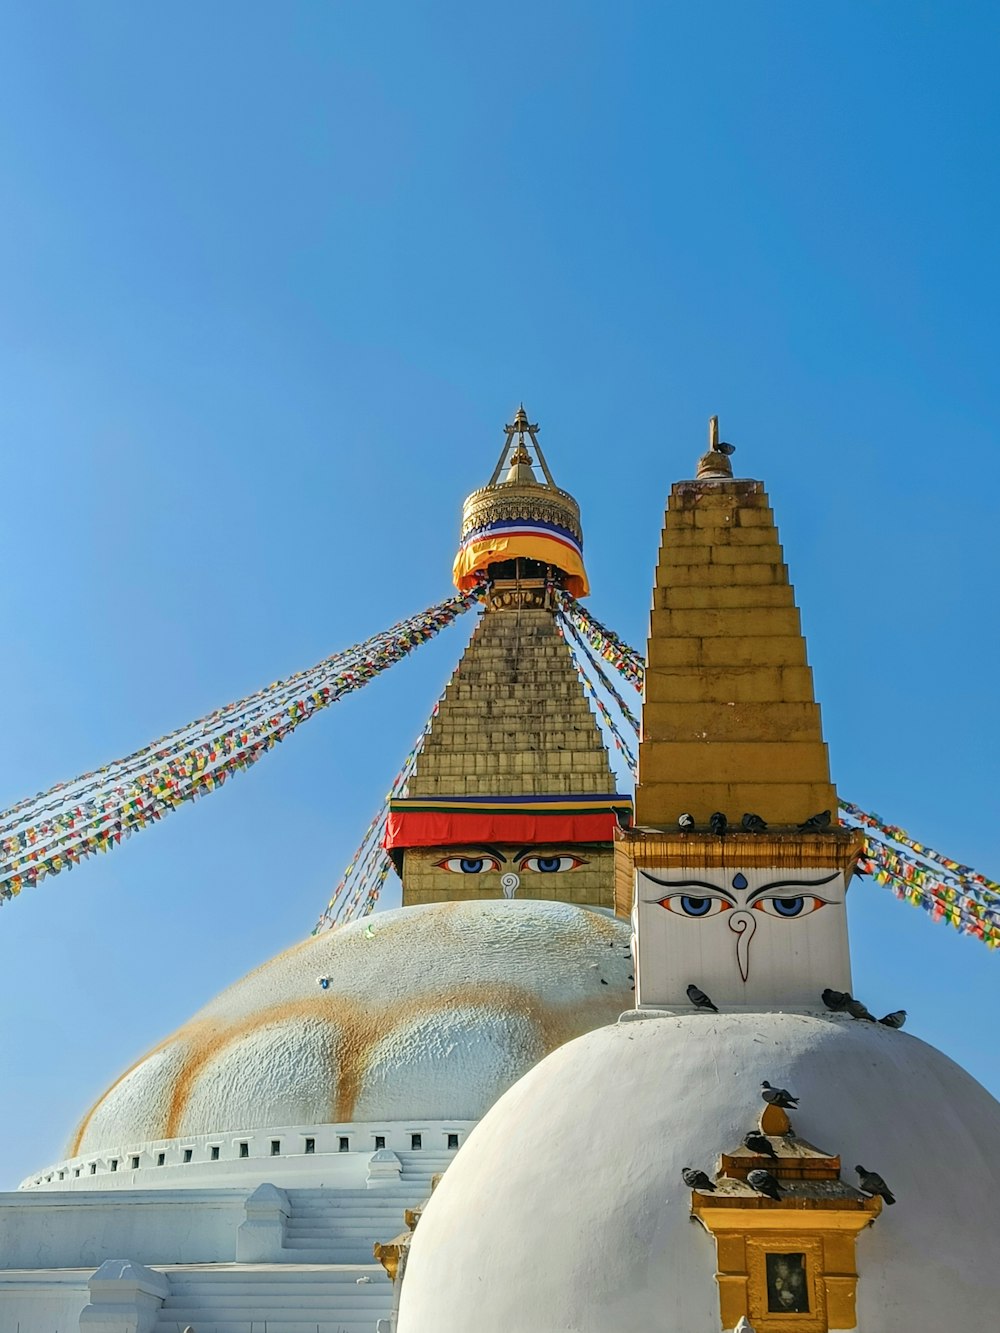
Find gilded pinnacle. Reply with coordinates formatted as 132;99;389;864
696;414;735;480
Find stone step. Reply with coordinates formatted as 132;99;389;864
284;1233;389;1248
166;1277;389;1296
285;1225;400;1239
160;1297;388;1316
280;1247;376;1264
155;1319;382;1333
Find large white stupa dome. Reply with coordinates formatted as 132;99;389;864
67;899;631;1161
398;1010;1000;1333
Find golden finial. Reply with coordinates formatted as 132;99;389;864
487;405;556;487
453;405;590;598
696;415;736;480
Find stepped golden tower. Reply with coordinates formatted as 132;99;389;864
385;408;631;908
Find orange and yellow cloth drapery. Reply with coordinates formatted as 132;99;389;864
453;518;589;597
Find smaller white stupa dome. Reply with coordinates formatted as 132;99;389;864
398;1012;1000;1333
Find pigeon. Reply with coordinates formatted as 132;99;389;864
678;812;696;830
845;997;876;1022
821;987;852;1012
741;812;768;833
856;1165;896;1205
682;1167;716;1192
716;441;736;456
600;978;608;985
743;1131;778;1160
761;1080;798;1109
798;810;832;831
687;983;719;1013
879;1009;907;1029
747;1169;783;1200
709;811;728;836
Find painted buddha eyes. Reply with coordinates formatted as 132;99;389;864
753;895;827;918
436;856;502;874
659;894;730;918
435;853;586;875
657;892;828;918
522;855;584;874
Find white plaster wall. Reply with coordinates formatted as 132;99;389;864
398;1012;1000;1333
0;1191;244;1268
0;1271;91;1333
68;900;630;1158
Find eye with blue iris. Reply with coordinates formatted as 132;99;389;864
435;855;502;874
658;895;730;918
681;895;712;916
753;895;827;918
520;855;585;874
773;896;804;916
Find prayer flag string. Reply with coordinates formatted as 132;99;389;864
0;595;479;906
311;700;441;933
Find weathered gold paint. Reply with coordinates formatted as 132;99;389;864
400;603;619;906
637;477;838;830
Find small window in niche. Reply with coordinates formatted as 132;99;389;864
338;1136;349;1152
110;1159;118;1172
374;1135;386;1150
182;1148;192;1163
447;1133;459;1150
73;1168;81;1178
411;1133;422;1150
766;1253;810;1314
304;1137;315;1154
89;1163;97;1175
270;1140;281;1156
130;1156;140;1170
210;1146;220;1161
156;1152;165;1166
239;1141;249;1158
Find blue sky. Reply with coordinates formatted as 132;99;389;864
0;2;997;1185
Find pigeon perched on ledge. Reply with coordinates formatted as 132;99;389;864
879;1009;907;1029
798;809;832;831
687;983;719;1013
682;1167;716;1192
741;812;768;832
845;997;876;1022
856;1165;896;1205
747;1169;783;1200
821;987;851;1012
709;811;728;835
678;812;695;830
761;1080;798;1109
743;1131;778;1160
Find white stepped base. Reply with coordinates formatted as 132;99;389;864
278;1182;436;1265
153;1263;392;1333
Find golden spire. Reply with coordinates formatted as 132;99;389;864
636;424;837;828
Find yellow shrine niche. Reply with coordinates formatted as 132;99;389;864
689;1105;881;1333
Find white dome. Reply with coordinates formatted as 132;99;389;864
398;1011;1000;1333
69;900;631;1157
